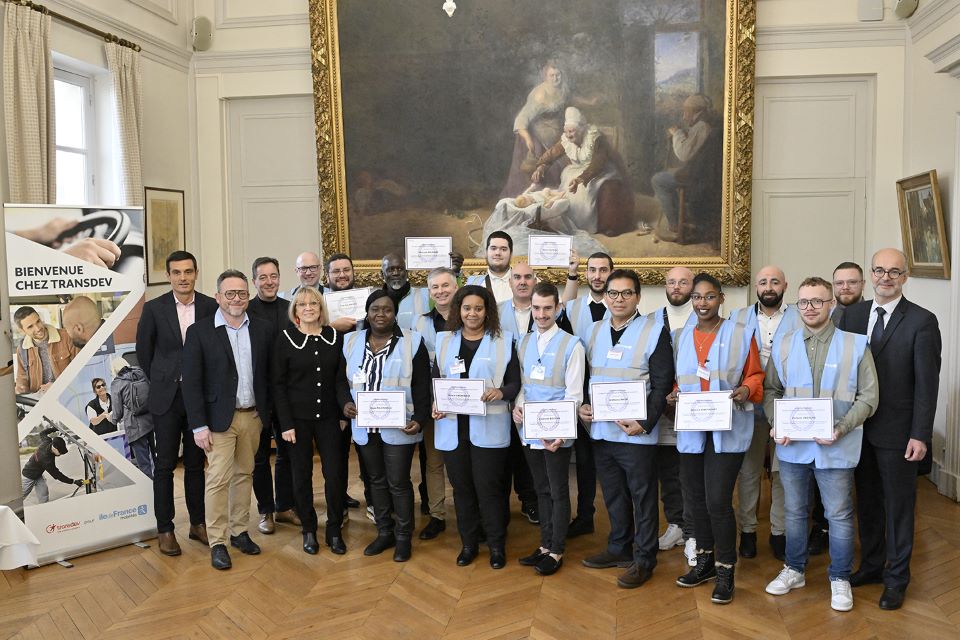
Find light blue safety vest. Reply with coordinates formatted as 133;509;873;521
396;288;431;331
585;315;663;445
771;328;867;469
434;330;513;450
646;307;697;445
343;329;423;446
727;302;802;358
517;330;581;448
414;312;440;364
465;274;487;287
673;319;756;453
565;294;610;344
498;299;532;343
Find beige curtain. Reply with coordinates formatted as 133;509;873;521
105;42;143;206
2;3;55;203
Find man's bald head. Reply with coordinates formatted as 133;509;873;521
62;296;103;347
295;251;322;287
665;266;695;307
755;265;787;311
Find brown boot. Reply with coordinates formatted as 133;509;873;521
275;509;301;526
258;513;275;534
157;531;181;556
188;524;208;545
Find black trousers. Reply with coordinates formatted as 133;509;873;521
358;433;416;539
573;421;597;520
523;444;573;554
855;438;919;589
288;417;346;536
594;440;659;569
152;387;205;533
656;445;692;536
679;437;745;566
252;415;294;514
444;421;510;550
508;425;537;509
341;425;373;504
418;440;429;505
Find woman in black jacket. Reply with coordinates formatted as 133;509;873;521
86;378;117;435
272;286;351;555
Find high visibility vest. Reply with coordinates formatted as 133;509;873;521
397;288;431;331
564;294;610;344
498;299;531;343
517;330;580;448
646;307;696;445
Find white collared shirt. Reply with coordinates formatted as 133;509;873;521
514;303;532;335
756;303;786;367
487;269;512;304
867;296;902;343
174;294;196;344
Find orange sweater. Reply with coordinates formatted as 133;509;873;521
684;329;764;402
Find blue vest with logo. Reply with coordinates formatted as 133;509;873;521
564;294;610;344
414;312;440;364
498;299;531;343
396;288;431;331
517;330;580;448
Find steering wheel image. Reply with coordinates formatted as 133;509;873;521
55;210;131;247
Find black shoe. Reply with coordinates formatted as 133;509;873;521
769;534;786;561
522;503;540;525
738;531;757;558
325;533;347;555
617;564;654;589
364;533;396;556
345;494;361;509
418;517;446;540
711;564;735;604
807;527;829;556
229;532;261;555
536;555;563;576
582;549;633;569
394;539;412;562
211;544;232;570
879;586;906;610
567;516;594;539
489;548;507;569
519;548;547;566
849;568;884;587
302;532;319;555
457;546;478;566
676;552;717;587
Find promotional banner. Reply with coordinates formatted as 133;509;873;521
4;204;155;565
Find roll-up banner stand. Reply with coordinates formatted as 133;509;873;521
4;204;155;565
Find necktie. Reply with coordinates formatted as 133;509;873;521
870;307;886;352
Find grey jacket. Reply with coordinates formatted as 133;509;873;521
110;366;154;442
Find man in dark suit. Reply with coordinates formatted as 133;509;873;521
838;248;941;610
182;269;273;570
136;250;218;556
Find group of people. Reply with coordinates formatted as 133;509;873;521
130;232;939;614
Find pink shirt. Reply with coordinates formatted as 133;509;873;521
175;295;196;344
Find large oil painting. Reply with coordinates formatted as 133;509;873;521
310;0;756;284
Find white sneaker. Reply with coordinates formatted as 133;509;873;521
830;579;853;612
684;537;697;566
658;523;684;550
765;566;806;595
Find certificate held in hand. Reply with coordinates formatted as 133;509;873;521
522;401;577;440
528;234;572;268
675;391;733;431
405;237;452;270
590;381;647;422
357;391;407;428
325;287;372;322
433;378;486;416
774;397;834;440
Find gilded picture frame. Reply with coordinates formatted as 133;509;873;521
896;170;951;280
309;0;756;285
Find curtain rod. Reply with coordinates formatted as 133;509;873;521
3;0;141;51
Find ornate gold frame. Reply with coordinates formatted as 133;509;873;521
309;0;756;286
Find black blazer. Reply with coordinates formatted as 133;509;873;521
271;326;350;426
181;314;273;432
838;297;941;449
136;290;218;414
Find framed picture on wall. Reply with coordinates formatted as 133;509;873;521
896;170;951;279
144;187;186;285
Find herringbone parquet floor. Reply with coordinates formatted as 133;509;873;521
2;459;959;639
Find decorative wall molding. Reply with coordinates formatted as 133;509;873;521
214;0;307;29
924;33;960;78
127;0;179;25
908;0;960;43
757;22;906;50
192;47;310;73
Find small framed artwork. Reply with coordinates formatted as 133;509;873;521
896;170;951;279
144;187;186;285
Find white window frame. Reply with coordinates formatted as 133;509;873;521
53;66;97;204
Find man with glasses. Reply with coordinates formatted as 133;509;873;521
831;262;866;327
325;253;362;332
286;252;324;299
838;248;941;610
578;269;674;588
763;277;878;612
182;269;274;570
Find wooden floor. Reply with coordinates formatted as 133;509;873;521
2;460;960;640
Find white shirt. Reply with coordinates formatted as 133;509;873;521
671;119;711;162
867;296;902;343
513;303;532;335
665;300;694;332
756;303;786;367
174;295;196;344
487;269;512;304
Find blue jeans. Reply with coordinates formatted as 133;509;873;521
129;433;156;480
780;460;854;580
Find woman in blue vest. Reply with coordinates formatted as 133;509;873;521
666;273;764;605
431;285;520;569
342;289;432;562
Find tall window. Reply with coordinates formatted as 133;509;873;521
54;68;96;204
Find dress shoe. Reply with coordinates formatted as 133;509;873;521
489;548;507;569
566;517;595;539
157;531;181;556
364;533;396;556
522;503;540;525
849;568;883;588
738;531;757;558
582;549;633;569
879;586;905;610
807;526;829;556
188;524;208;545
326;534;347;555
394;539;412;562
302;532;319;555
419;517;446;540
258;513;275;535
519;548;547;566
456;546;478;566
535;555;563;576
229;532;261;555
769;534;786;561
345;494;361;509
617;564;654;589
711;564;735;604
275;509;302;526
211;544;232;570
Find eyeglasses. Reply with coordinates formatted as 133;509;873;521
666;279;690;287
690;293;719;302
797;298;832;310
833;279;863;288
605;289;636;300
295;300;321;308
297;265;320;273
328;268;353;276
222;290;249;300
871;267;905;279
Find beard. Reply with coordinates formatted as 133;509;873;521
758;290;784;309
667;291;691;307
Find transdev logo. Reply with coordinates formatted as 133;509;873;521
45;521;81;534
98;504;149;521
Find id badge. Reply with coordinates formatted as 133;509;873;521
606;349;623;361
530;364;546;381
449;358;466;375
696;365;711;381
352;372;367;387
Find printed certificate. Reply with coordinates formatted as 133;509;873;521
433;378;486;416
528;235;572;268
356;391;407;428
774;397;834;440
590;381;647;422
324;287;371;322
675;391;733;431
405;237;452;270
522;400;577;440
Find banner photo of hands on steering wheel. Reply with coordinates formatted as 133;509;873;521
4;204;155;566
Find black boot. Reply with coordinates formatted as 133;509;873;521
302;532;319;555
711;564;735;604
676;551;716;587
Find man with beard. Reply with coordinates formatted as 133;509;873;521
381;253;433;331
466;231;514;304
831;262;865;327
14;306;79;394
325;253;362;333
728;265;801;561
62;296;106;349
285;251;324;299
